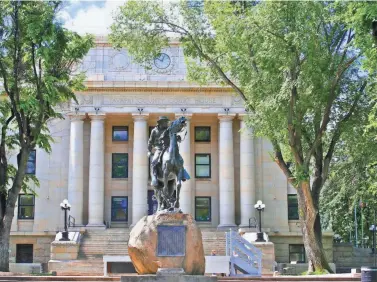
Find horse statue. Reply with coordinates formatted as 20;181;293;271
150;116;190;212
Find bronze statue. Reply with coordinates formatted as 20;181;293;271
148;116;190;211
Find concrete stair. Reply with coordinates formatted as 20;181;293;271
78;228;130;259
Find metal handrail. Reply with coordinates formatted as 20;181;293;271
226;230;262;277
248;217;258;229
68;215;75;227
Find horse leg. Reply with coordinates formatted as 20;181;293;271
162;166;170;205
154;188;161;211
175;173;182;209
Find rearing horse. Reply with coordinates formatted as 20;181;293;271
152;116;189;211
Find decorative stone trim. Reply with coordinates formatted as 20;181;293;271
218;114;236;122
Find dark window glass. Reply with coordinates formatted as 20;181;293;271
289;244;305;263
112;126;128;141
195;127;211;142
111;197;128;222
18;195;35;220
195;197;211;222
16;244;33;263
26;150;36;175
288;194;299;220
195;154;211;178
112;153;128;178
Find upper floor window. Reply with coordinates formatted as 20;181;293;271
112;126;128;141
195;127;211;142
26;150;36;175
195;154;211;178
288;194;299;220
18;195;35;220
112;153;128;178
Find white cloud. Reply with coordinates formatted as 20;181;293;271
62;1;127;35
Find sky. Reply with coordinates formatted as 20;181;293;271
59;0;127;35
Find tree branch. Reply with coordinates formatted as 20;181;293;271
322;82;366;183
271;139;295;186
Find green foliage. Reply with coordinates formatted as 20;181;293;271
0;1;93;210
110;0;377;270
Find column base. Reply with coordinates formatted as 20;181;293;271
217;224;237;231
86;223;106;230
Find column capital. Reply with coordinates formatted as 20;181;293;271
218;114;236;122
67;114;86;122
175;113;192;120
88;114;106;121
132;113;149;121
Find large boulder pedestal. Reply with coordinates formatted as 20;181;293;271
122;213;216;282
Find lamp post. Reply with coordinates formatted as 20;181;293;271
59;199;71;241
254;200;266;242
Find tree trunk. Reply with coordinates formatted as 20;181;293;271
297;181;333;273
0;216;12;272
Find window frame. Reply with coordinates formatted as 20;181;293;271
195;196;211;222
16;244;33;263
111;196;128;222
288;194;299;220
289;244;306;263
112;153;128;179
112;126;129;142
195;153;211;179
194;126;211;142
25;150;36;175
18;194;35;220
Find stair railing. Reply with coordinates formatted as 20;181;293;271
226;230;262;277
68;215;75;227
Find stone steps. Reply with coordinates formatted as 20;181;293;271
78;228;227;259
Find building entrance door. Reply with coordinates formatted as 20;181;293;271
148;190;158;215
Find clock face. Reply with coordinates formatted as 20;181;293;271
154;53;171;69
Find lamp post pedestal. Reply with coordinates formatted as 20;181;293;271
256;232;264;242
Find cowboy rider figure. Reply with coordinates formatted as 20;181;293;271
147;116;189;188
148;116;170;187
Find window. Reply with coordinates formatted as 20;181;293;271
289;244;305;263
26;150;36;175
288;194;299;220
18;195;35;219
112;153;128;178
16;244;33;263
195;197;211;222
195;154;211;178
111;197;128;222
112;126;128;141
195;127;211;142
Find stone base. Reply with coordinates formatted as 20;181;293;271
121;275;217;282
128;213;205;275
50;232;81;260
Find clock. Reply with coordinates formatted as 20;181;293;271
154;53;171;69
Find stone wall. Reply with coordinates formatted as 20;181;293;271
334;243;376;269
269;233;333;263
10;235;55;264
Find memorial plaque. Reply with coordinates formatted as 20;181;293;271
157;225;186;257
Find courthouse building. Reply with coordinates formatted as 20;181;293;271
8;37;333;270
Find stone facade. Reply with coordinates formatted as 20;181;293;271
8;37;333;267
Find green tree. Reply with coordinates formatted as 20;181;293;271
320;100;377;246
0;1;93;271
110;1;377;272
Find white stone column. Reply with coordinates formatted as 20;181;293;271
218;114;236;228
175;114;192;214
87;114;106;227
67;115;85;225
132;114;149;225
239;116;256;227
